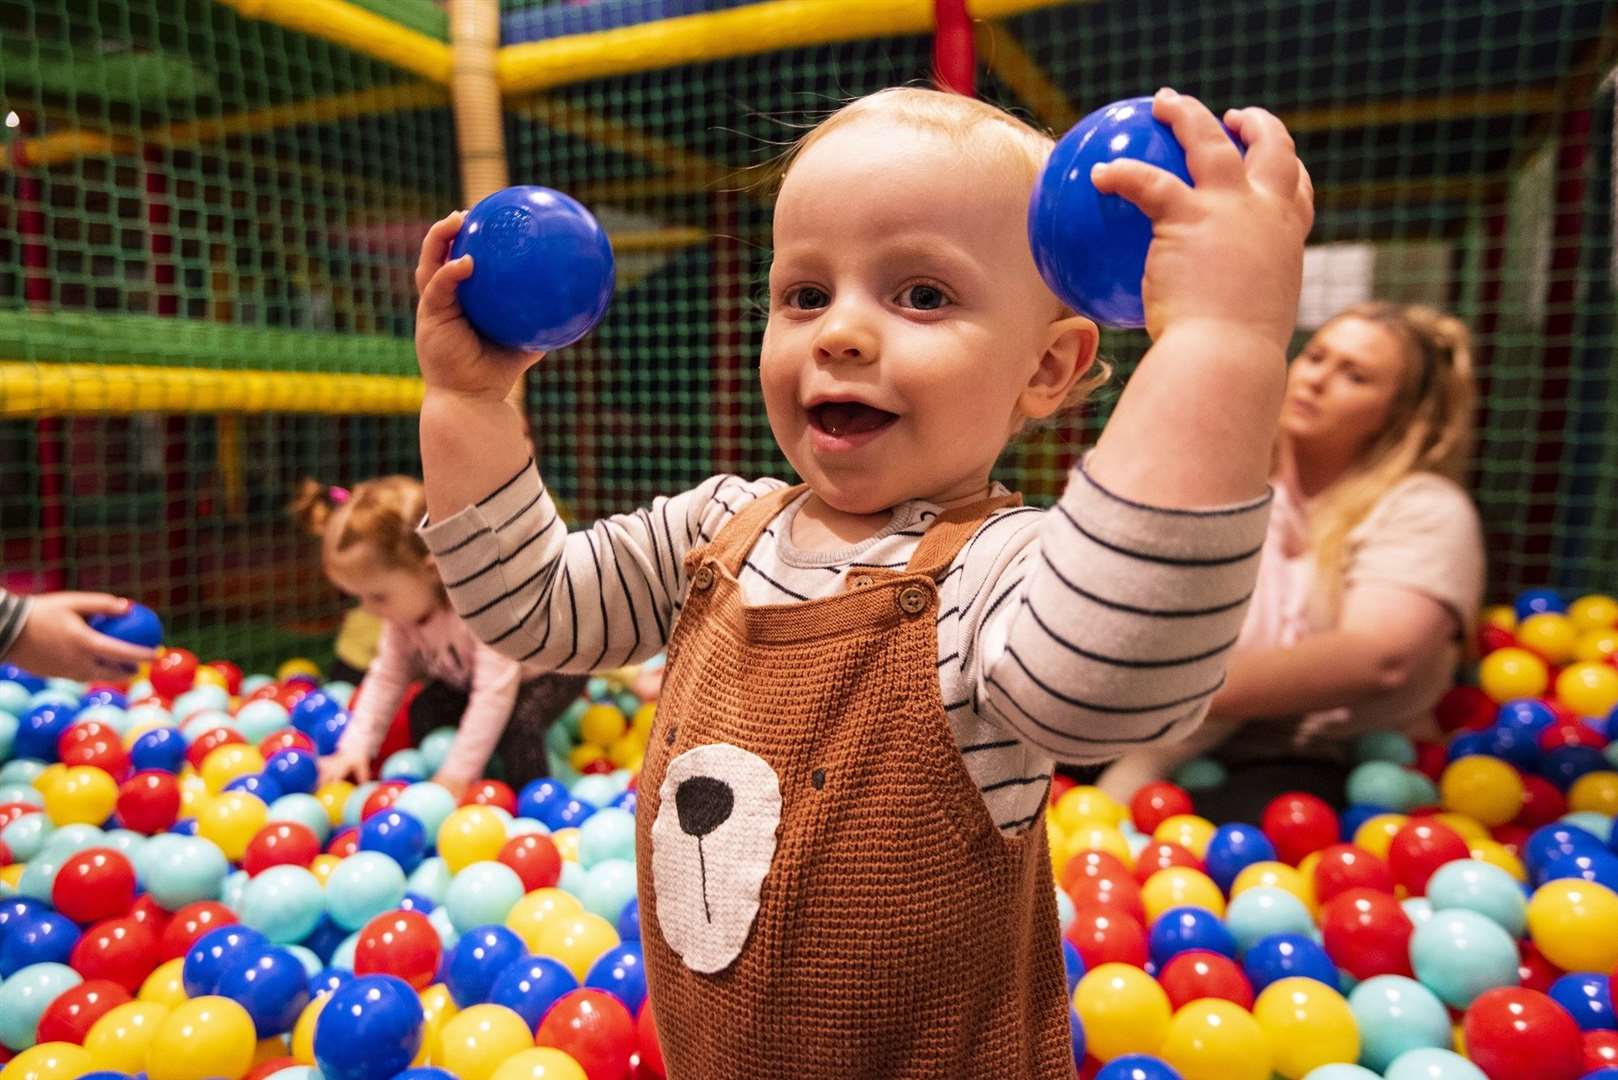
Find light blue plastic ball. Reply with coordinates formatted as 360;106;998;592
1383;1048;1487;1080
570;776;618;811
28;689;78;712
43;678;82;696
1055;887;1076;935
0;962;81;1049
328;929;361;971
419;729;458;775
264;1067;320;1080
1302;1066;1381;1080
1225;886;1316;954
15;854;65;903
1347;762;1420;811
241;674;274;696
222;869;250;911
1408;907;1519;1008
577;808;636;868
583;680;609;706
143;835;229;910
1354;730;1418;767
100;829;145;859
268;794;332;844
381;750;428;782
1561;811;1615;844
558;860;588;899
1402;897;1436;926
406;857;453;905
75;703;128;734
0;682;30;719
507;818;548;837
172;685;230;722
235;700;292;744
0;712;20;759
445;862;525;933
394;784;457;842
605;770;633;796
1173;757;1227;791
1348;974;1453;1073
1;815;52;863
326;851;407;931
322;682;356;708
0;761;45;786
40;824;106;859
578;859;638;924
1425;859;1526;937
546;722;575;757
1405;771;1440;807
427;905;459;951
182;714;236;742
0;786;42;809
286;944;323;978
343;783;379;829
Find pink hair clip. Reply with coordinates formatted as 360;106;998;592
328;485;351;505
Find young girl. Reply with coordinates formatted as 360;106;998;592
291;477;585;798
413;87;1312;1077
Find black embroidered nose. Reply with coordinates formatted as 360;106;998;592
675;776;734;838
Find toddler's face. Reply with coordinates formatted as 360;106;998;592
326;545;441;626
760;119;1065;515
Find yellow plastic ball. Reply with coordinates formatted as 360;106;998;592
0;863;24;892
192;666;228;691
435;1005;534;1080
2;1042;95;1080
309;854;342;887
1154;815;1217;859
1482;605;1517;632
1518;613;1579;666
533;912;620;980
179;773;211;818
1571;594;1618;632
606;736;643;771
145;995;256;1080
578;704;627;747
1230;862;1316;914
437;805;508;873
197;790;268;862
44;765;118;827
1432;813;1490;845
1570;771;1618;816
504;888;583;952
315;781;354;826
251;1038;286;1068
1251;977;1360;1079
200;744;265;795
1440;756;1524;827
551;828;581;864
1352;814;1410;860
567;744;608;772
1073;963;1172;1062
1557;662;1618;718
1159;999;1272;1080
1526;879;1618;972
276;658;321;681
631;703;657;739
1575;629;1618;663
1142;867;1226;923
1065;825;1134;869
1055;786;1126;831
416;984;459;1067
33;764;67;798
137;959;188;1008
84;1002;170;1075
290;993;329;1065
1468;840;1528;883
488;1047;589;1080
1478;647;1550;703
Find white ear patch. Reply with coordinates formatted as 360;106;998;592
650;742;782;974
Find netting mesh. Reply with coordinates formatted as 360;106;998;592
2;0;1616;668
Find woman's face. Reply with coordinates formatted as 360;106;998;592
1282;316;1409;462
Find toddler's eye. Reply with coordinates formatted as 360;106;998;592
898;284;950;310
786;285;829;310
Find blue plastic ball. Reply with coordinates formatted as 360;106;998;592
0;961;80;1049
325;851;407;931
129;726;187;773
1483;722;1541;770
310;967;353;1000
1061;938;1085;996
183;924;268;997
0;667;45;694
1538;847;1618;891
1548;970;1616;1031
393;1071;456;1080
14;703;77;762
1202;823;1277;893
265;749;319;796
313;973;424;1080
1525;823;1604;876
1408;908;1519;1008
541;797;596;831
85;603;163;649
358;809;428;875
489;955;578;1031
302;916;348;965
1224;888;1316;955
1148;906;1238;968
290;692;339;733
79;688;127;711
0;910;78;976
1242;932;1339;993
450;185;616;352
444;924;528;1007
615;896;640;943
517;779;568;822
0;898;46;943
215;944;310;1036
1446;731;1495;763
583;942;646;1015
1516;587;1568;620
1339;804;1391;843
309;712;348;756
224;772;283;804
1498;698;1559;736
1348;974;1453;1073
1094;1055;1185;1080
1542;745;1610;790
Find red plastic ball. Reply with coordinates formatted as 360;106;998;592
581;760;614;776
535;988;637;1080
1064;869;1146;925
0;841;12;868
244;1059;300;1080
327;828;359;859
127;894;170;936
1059;850;1133;896
70;916;159;992
1492;823;1531;853
1518;941;1563;993
462;780;518;815
1320;887;1415;980
1312;843;1395;903
116;771;181;835
1437;685;1498;731
1388;819;1471;897
1540;720;1607;753
206;661;243;696
0;804;38;832
1414;740;1449;781
636;999;665;1079
1063;905;1149;969
247;683;281;704
185;726;246;771
1157;949;1254;1011
1133;841;1203;884
149;648;199;699
1544;698;1580;726
1462;987;1583;1080
1516;774;1569;829
1585;1030;1618;1074
1048;773;1076;807
1130;782;1195;835
241;822;321;878
498;834;562;893
1262;792;1340;866
360;781;408;822
258;729;315;757
273;682;312;711
353;910;441;990
35;979;131;1045
58;722;130;779
158;901;238;961
52;849;136;925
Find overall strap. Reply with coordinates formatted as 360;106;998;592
903;492;1024;579
692;483;807;578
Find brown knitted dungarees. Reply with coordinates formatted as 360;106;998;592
635;485;1072;1079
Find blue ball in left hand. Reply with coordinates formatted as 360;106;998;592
86;602;163;649
450;185;615;352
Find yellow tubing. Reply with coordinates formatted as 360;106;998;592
0;363;424;417
215;0;453;83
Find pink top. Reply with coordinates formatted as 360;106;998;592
337;604;540;786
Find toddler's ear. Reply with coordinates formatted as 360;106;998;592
1019;314;1100;421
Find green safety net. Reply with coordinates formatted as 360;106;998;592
2;0;1616;671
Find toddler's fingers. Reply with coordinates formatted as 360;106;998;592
81;630;155;667
1152;89;1244;189
418;255;475;320
414;211;466;296
1224;107;1300;196
57;591;131;617
1091;158;1189;222
1295;159;1316;229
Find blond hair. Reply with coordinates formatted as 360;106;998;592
289;475;434;575
780;87;1111;412
1301;302;1476;614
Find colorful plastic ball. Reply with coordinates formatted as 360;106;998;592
127;728;186;775
353;911;440;991
1408;907;1520;1008
42;768;116;829
1157;996;1270;1080
215;945;310;1036
432;1003;530;1080
516;779;568;823
1437;755;1524;827
1148;906;1237;968
155;901;233;962
0;962;82;1049
1064;905;1148;970
486;956;577;1033
16;704;79;764
577;859;637;926
136;957;187;1009
1547;971;1615;1031
1158;949;1253;1010
115;772;180;836
1586;1029;1618;1072
1094;1058;1187;1080
51;849;135;926
34;978;130;1045
1261;793;1339;867
1312;844;1395;903
532;912;617;981
237;864;322;945
1383;1047;1487;1080
1320;887;1414;980
437;807;507;874
1480;647;1550;703
1140;867;1224;923
444;862;525;934
260;749;317;798
357;810;427;875
140;834;227;910
0;911;80;977
574;807;634;870
485;1047;589;1080
1199;823;1276;894
2;1041;96;1080
1527;879;1618;972
581;941;645;1016
1250;976;1359;1079
58;722;130;779
1222;885;1313;955
1425;859;1527;936
1460;985;1583;1080
324;851;407;932
445;925;528;1008
312;974;423;1080
490;836;559;896
1243;933;1338;994
195;790;268;863
1072;962;1171;1062
1387;820;1471;897
531;988;634;1080
182;924;267;997
1348;974;1453;1073
241;821;320;878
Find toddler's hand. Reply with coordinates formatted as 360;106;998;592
318;746;371;788
1093;88;1314;350
431;771;470;801
414;211;545;401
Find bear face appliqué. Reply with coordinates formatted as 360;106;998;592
651;742;782;974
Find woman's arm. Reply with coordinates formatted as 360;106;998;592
1208;582;1458;721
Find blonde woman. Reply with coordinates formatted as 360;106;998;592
1100;302;1485;810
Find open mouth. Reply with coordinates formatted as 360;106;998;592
808;400;898;439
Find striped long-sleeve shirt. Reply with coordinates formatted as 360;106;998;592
0;590;31;660
420;459;1271;833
